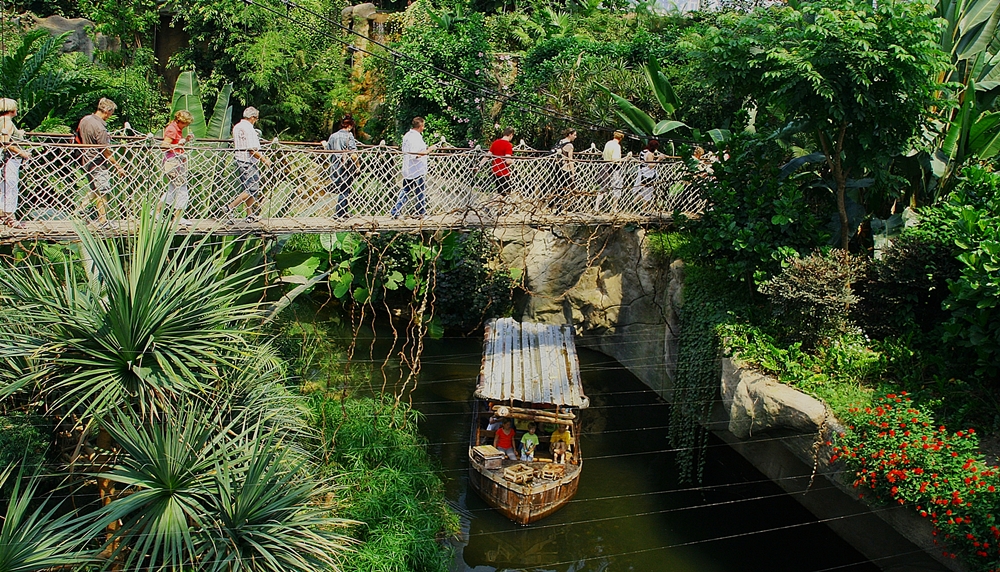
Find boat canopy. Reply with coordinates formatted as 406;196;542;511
476;318;589;409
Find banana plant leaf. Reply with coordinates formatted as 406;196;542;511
170;71;208;139
942;85;975;160
205;83;234;140
955;0;1000;58
598;83;655;136
968;110;1000;158
653;120;688;136
644;58;680;116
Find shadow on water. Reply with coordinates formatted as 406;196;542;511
369;332;880;572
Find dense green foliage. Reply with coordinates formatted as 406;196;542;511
758;251;863;348
677;135;832;285
686;0;949;248
279;230;515;333
313;396;459;572
938;167;1000;378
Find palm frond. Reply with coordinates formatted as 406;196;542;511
0;463;93;571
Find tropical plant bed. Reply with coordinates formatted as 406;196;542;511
719;317;1000;569
835;392;1000;571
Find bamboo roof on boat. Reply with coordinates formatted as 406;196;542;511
476;318;589;408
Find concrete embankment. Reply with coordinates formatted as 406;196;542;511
499;224;956;572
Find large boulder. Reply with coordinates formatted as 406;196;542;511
720;355;828;438
31;15;111;59
341;3;378;20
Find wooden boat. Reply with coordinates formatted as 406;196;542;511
469;318;589;525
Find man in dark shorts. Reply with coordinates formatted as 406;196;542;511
222;106;272;223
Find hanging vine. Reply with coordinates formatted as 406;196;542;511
668;264;731;483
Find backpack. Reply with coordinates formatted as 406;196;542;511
72;124;86;167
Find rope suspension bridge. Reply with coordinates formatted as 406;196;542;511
1;133;708;242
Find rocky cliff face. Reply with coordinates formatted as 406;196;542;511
493;224;681;395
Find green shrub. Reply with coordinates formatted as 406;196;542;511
0;413;49;493
835;392;1000;570
758;250;864;347
935;166;1000;378
312;396;459;572
852;232;961;339
677;135;832;285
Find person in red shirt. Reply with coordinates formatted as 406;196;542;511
160;110;194;225
488;127;515;196
493;418;518;460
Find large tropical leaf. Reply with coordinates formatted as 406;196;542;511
171;71;209;139
597;83;655;136
653;119;688;136
644;58;680;116
967;110;1000;158
205;83;234;140
955;0;1000;58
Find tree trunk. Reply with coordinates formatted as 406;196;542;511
820;122;851;250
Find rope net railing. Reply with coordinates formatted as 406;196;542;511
7;134;707;229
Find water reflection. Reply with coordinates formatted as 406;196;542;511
376;334;878;572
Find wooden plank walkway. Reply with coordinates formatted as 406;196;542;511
476;318;589;408
0;213;675;243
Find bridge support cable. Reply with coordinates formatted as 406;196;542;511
2;134;707;240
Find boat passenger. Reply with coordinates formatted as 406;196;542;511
520;422;539;462
550;424;573;464
493;419;518;460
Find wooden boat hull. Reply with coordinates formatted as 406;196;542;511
468;454;581;525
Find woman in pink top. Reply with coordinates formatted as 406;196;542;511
160;110;194;225
493;418;518;460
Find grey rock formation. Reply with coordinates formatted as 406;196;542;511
494;224;679;395
720;355;828;438
341;3;378;20
31;15;115;59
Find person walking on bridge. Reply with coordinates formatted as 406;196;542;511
75;98;126;229
489;127;515;198
222;107;271;224
598;130;624;212
0;98;31;229
326;115;359;218
390;116;439;219
160;110;194;226
549;128;576;213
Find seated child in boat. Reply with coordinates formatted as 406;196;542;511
493;419;518;460
520;422;539;462
549;424;573;464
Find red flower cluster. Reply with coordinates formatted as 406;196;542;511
834;393;1000;571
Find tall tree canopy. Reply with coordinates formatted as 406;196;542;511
688;0;949;249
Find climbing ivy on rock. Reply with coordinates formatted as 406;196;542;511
669;264;733;483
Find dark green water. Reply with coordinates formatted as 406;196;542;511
370;333;880;571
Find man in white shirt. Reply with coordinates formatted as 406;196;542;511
223;107;272;223
390;116;438;218
598;130;624;211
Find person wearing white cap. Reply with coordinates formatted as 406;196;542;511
0;98;31;228
222;106;271;224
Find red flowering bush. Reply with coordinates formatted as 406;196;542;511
835;392;1000;570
